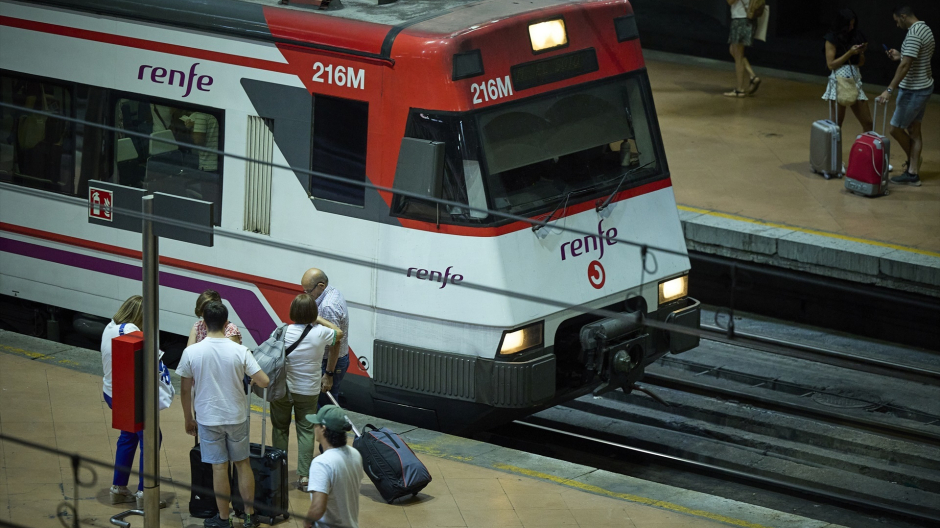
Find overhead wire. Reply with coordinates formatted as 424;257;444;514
0;101;934;313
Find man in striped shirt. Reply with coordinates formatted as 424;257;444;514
877;6;934;187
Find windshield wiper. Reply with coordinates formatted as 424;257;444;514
531;187;594;235
595;160;656;215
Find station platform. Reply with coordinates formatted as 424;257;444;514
0;330;850;528
644;51;940;296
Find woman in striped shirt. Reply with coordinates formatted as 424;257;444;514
877;6;934;187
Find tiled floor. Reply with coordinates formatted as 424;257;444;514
646;57;940;253
0;350;737;528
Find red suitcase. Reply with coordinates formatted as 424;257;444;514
844;102;890;197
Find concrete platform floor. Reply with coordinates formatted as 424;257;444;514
646;52;940;254
0;331;850;528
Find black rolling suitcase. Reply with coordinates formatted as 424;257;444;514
324;393;432;504
188;442;219;518
231;388;290;524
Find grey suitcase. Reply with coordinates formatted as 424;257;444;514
810;98;843;179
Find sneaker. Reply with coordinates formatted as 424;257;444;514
135;490;168;509
890;172;922;186
204;513;234;528
243;513;257;528
109;486;136;505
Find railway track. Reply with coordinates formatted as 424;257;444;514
502;418;940;526
481;313;940;528
699;323;940;386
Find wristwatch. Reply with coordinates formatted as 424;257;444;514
324;370;334;377
887;87;894;94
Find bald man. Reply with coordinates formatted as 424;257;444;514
302;268;350;408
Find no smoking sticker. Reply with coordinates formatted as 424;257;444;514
588;260;605;289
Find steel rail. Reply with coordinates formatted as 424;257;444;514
700;324;940;386
641;371;940;446
510;419;940;525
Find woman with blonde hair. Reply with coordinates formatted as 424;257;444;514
101;295;169;509
187;289;242;346
269;293;344;490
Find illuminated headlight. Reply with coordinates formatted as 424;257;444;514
499;322;544;355
658;275;689;305
528;19;567;53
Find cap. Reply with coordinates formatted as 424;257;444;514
306;405;349;433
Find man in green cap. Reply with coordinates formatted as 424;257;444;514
303;405;363;528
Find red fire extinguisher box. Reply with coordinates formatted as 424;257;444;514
112;331;144;432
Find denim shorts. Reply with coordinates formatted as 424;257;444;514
198;421;250;464
891;86;932;129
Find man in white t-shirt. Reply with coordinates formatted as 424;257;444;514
177;302;270;528
304;405;363;528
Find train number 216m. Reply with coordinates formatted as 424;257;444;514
312;61;365;90
471;75;513;104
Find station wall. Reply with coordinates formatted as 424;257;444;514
633;0;939;93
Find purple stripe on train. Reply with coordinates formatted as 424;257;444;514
0;237;276;343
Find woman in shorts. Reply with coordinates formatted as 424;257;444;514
822;9;873;131
725;0;762;97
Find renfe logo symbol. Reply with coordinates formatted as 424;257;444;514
138;63;213;98
588;260;606;289
561;221;618;261
407;266;464;289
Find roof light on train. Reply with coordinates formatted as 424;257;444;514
658;275;689;305
499;322;544;355
528;19;567;53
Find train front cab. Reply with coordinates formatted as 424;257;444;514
345;0;702;434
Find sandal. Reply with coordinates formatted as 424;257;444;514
723;89;747;98
748;76;762;95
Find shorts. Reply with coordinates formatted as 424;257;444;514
198;421;250;464
728;18;754;47
891;86;932;129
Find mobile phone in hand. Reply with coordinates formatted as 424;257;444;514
882;44;890;52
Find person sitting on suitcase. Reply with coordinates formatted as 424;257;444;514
303;405;363;528
178;302;270;528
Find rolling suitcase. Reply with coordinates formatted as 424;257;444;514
231;388;290;524
322;393;432;504
188;442;220;518
844;101;890;197
810;98;843;179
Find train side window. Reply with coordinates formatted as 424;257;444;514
0;73;75;195
112;98;224;225
310;95;367;207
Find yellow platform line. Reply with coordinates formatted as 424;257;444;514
494;463;772;528
678;205;940;259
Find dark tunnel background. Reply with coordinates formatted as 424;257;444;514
632;0;939;93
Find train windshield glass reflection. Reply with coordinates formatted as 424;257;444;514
477;73;662;217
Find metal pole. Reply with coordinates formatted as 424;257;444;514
141;195;160;526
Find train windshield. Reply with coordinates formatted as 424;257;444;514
476;73;664;217
392;72;665;225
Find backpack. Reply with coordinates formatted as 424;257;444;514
747;0;765;20
250;324;312;402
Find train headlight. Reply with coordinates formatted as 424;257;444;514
499;322;544;355
528;19;567;53
658;275;689;305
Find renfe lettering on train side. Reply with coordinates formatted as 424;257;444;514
561;221;618;261
407;266;464;289
138;63;213;98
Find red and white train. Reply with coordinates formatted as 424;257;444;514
0;0;699;433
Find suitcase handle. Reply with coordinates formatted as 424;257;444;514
245;384;268;457
325;390;361;438
872;100;888;136
363;424;402;449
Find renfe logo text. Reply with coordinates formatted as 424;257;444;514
138;63;213;98
407;266;464;289
561;220;618;261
